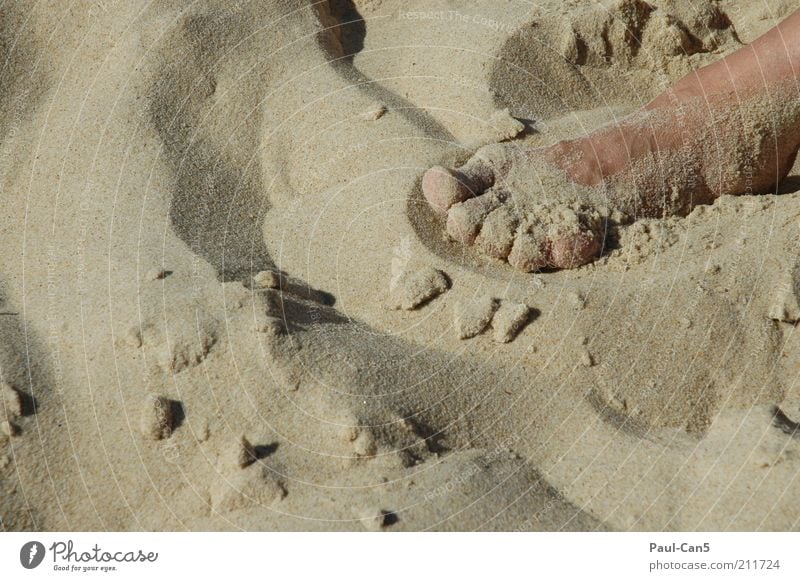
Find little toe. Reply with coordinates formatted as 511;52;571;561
546;207;603;269
549;230;602;269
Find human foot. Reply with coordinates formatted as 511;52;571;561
422;153;605;270
423;89;800;271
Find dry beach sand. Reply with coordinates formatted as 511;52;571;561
2;0;800;530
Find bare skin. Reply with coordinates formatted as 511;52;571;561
422;10;800;271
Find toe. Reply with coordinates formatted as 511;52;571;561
508;229;548;272
422;166;473;212
546;207;603;269
549;230;602;269
446;192;503;245
422;151;498;213
476;204;519;259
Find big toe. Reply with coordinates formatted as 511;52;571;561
422;166;473;212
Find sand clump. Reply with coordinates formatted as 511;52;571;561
1;382;22;420
454;297;499;339
233;436;258;470
389;266;450;310
1;383;23;440
1;419;18;438
616;218;682;266
580;350;595;368
491;302;531;343
139;394;174;441
122;327;143;348
252;316;286;336
453;297;532;342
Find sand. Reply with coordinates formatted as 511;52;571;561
1;0;800;531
